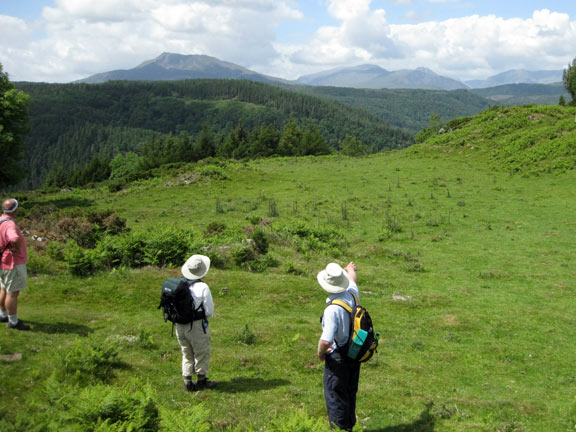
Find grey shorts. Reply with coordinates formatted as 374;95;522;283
0;264;28;293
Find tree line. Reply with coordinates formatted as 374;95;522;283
13;79;413;189
43;119;371;189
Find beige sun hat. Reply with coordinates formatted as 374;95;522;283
182;254;211;280
317;263;350;294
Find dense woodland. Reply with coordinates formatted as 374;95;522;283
10;76;573;190
292;86;494;132
15;79;413;189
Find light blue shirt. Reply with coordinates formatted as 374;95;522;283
320;282;359;350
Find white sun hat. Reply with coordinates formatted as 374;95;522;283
317;263;350;294
181;254;211;280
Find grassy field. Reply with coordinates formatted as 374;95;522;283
1;105;576;431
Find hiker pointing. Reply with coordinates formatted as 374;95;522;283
317;261;361;432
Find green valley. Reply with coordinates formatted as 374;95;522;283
1;104;575;431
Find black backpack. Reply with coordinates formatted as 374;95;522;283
158;278;206;333
329;292;379;362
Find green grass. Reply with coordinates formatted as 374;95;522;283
2;106;576;431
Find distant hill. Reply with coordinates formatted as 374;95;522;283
15;79;412;188
471;83;569;106
292;86;492;132
76;53;288;84
466;69;562;88
414;104;576;174
296;64;467;90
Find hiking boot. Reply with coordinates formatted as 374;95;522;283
7;320;30;331
0;316;8;323
184;381;197;392
196;379;217;390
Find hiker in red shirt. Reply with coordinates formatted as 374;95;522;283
0;198;30;330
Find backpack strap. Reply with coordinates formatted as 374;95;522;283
326;296;357;352
350;292;359;307
185;278;209;334
329;299;353;314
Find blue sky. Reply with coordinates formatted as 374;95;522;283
0;0;574;82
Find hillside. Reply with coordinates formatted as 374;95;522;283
471;83;569;106
15;79;412;188
1;100;576;430
292;86;493;132
412;104;576;174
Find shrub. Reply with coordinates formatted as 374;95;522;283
26;250;63;276
142;228;193;267
235;324;256;345
267;409;328;432
93;235;143;269
61;384;159;431
65;241;95;276
196;165;227;180
92;228;196;270
58;335;120;384
232;246;257;268
251;229;269;255
205;250;226;269
203;221;226;237
159;405;211;432
46;241;66;261
276;222;347;255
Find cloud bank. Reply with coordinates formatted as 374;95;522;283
0;0;574;82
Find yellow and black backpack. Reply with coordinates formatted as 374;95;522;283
329;293;379;362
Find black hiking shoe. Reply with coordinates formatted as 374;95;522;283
7;320;30;331
196;379;217;390
184;381;197;392
0;316;7;323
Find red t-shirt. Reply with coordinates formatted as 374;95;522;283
0;214;27;270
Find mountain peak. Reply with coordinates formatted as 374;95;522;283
75;53;286;84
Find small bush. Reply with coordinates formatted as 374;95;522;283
26;250;63;276
276;222;347;255
46;241;66;261
205;250;227;269
232;246;257;269
136;329;157;350
65;241;95;276
159;405;211;432
235;324;256;345
142;228;193;267
58;335;120;384
267;409;328;432
251;229;269;255
203;222;226;237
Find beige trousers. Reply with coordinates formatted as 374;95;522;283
175;320;210;377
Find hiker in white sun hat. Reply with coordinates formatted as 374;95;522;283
181;254;210;279
175;254;216;391
317;261;361;432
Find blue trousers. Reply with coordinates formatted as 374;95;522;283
324;351;361;431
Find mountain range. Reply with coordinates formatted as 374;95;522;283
76;52;563;91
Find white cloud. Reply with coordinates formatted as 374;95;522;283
0;15;30;47
386;9;576;79
282;5;575;80
287;0;400;68
0;0;302;82
0;1;574;83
